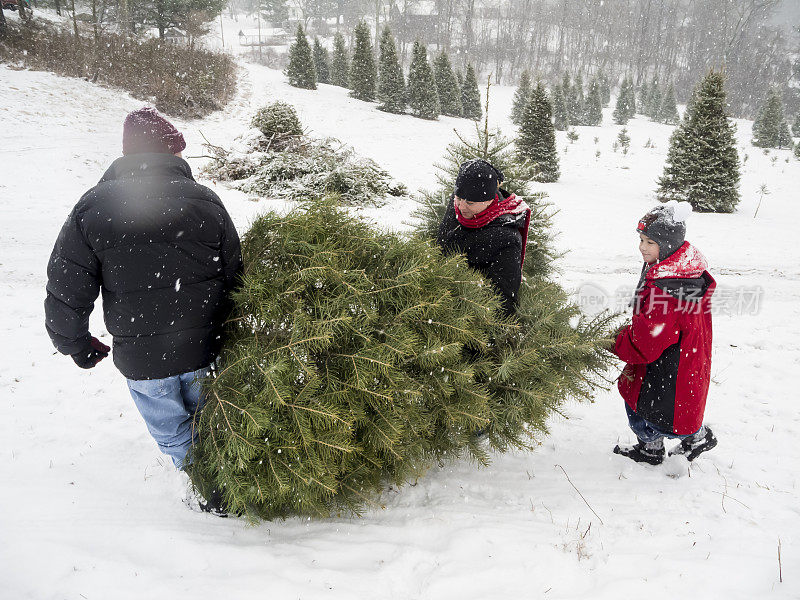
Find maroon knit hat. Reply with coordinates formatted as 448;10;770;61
122;107;186;155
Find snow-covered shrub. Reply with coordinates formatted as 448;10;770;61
204;125;408;208
251;102;304;149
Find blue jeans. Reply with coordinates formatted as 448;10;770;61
126;367;210;469
625;403;702;444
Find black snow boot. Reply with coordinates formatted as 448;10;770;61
669;426;717;461
613;438;665;465
184;465;231;518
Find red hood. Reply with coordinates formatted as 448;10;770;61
646;241;708;280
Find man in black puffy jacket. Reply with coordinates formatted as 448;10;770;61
45;107;241;475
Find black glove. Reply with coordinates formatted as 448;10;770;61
71;336;111;369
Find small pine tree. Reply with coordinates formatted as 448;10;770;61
511;70;532;125
627;76;637;118
564;71;582;126
777;120;793;149
313;38;330;85
657;70;740;213
330;31;350;88
517;81;560;182
377;26;406;114
613;77;633;125
792;112;800;138
407;40;440;119
573;71;586;125
617;128;630;154
286;24;317;90
433;51;463;117
753;88;791;149
599;70;611;106
461;64;482;120
795;140;800;160
639;79;650;115
647;78;662;119
350;21;377;102
552;84;570;131
584;77;603;126
658;83;679;124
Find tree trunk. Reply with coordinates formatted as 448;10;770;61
70;0;78;37
54;0;61;16
0;6;7;39
464;0;475;64
118;0;129;35
91;0;100;45
155;0;166;38
18;0;27;21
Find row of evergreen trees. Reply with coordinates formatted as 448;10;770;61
286;23;482;122
613;76;679;125
512;70;610;130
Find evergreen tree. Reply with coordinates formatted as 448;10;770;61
461;64;482;121
658;83;680;124
647;78;662;119
286;23;316;90
795;139;800;161
330;31;350;88
584;77;603;126
657;70;740;213
407;41;440;119
613;77;634;125
793;112;800;138
639;79;650;115
191;193;613;521
456;69;464;90
517;81;560;182
377;26;406;114
564;71;582;126
627;76;637;118
510;70;532;125
552;84;570;131
599;70;611;106
350;21;377;102
573;71;586;125
777;120;793;149
753;88;790;148
313;38;330;85
433;51;463;117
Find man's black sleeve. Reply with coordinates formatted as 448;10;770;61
44;206;101;355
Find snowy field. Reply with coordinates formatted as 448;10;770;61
1;55;799;600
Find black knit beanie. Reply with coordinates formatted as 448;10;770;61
636;200;691;261
454;159;504;203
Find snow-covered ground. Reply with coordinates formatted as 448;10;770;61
1;57;799;600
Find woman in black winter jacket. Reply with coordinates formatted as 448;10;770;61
436;159;531;315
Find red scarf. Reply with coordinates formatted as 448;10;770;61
454;193;532;267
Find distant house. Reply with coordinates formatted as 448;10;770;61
163;28;188;46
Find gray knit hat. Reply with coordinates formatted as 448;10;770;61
636;200;692;261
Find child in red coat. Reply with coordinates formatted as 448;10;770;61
612;201;718;465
